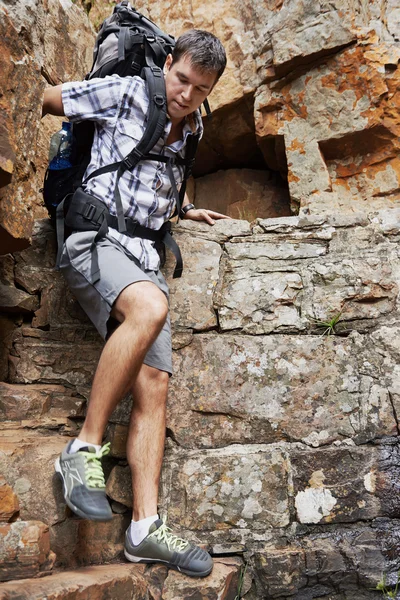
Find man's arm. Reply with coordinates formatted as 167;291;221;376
42;85;65;118
180;194;231;225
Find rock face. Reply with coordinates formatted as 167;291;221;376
122;0;400;215
2;212;400;598
193;169;292;220
0;0;94;253
3;0;400;251
1;1;400;599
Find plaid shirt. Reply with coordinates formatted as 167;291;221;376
62;75;203;271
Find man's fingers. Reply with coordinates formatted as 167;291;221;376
203;211;215;225
207;210;231;220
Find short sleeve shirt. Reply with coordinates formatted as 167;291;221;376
62;75;203;271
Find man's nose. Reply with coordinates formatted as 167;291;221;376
181;85;194;102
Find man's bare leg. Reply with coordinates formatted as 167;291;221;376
127;363;168;520
123;364;214;576
79;280;168;445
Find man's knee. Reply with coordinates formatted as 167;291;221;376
113;281;168;328
145;365;169;387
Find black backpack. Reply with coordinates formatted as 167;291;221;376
43;1;205;277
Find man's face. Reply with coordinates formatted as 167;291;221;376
164;53;218;123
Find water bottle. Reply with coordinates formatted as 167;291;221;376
48;122;73;170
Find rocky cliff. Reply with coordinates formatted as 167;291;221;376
1;1;400;599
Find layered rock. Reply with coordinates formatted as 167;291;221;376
255;41;400;213
2;213;400;597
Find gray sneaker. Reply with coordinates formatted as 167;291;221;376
55;440;112;521
124;519;213;577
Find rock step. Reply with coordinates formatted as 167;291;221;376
0;558;242;600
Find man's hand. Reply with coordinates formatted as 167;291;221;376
183;208;231;225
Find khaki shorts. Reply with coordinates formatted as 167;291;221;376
59;231;172;375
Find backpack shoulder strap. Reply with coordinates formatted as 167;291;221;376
113;66;168;231
178;132;200;214
83;66;167;185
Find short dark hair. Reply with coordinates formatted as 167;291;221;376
171;29;227;81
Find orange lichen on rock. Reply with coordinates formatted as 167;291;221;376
255;37;400;212
287;139;306;154
0;477;19;522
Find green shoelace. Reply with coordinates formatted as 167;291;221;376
149;520;189;552
81;442;110;489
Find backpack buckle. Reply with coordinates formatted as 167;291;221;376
123;148;143;170
150;66;162;78
154;94;165;107
83;203;97;222
131;61;141;73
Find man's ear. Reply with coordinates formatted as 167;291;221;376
164;54;173;74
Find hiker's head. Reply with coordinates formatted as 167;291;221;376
163;29;226;122
170;30;226;82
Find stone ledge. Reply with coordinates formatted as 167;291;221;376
0;559;242;600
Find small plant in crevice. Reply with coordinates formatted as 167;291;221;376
309;310;343;336
376;571;400;598
234;562;248;600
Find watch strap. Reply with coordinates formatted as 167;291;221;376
180;203;195;219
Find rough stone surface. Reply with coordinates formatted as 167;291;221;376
0;520;56;582
0;559;241;599
252;526;388;599
194;169;292;221
255;41;400;214
0;563;148;599
0;284;39;314
167;333;397;450
161;557;242;600
2;214;400;598
0;0;94;252
0;477;19;522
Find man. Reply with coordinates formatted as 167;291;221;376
42;30;228;577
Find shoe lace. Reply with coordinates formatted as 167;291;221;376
149;520;189;552
81;442;110;489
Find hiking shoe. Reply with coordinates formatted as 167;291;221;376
55;440;112;521
124;518;213;577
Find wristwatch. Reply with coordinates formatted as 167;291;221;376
180;203;195;219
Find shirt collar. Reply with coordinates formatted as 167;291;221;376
165;107;203;142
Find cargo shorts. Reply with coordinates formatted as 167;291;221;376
59;230;172;375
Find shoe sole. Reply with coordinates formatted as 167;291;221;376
55;457;113;522
124;548;213;578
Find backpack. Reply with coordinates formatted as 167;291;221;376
42;1;205;278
